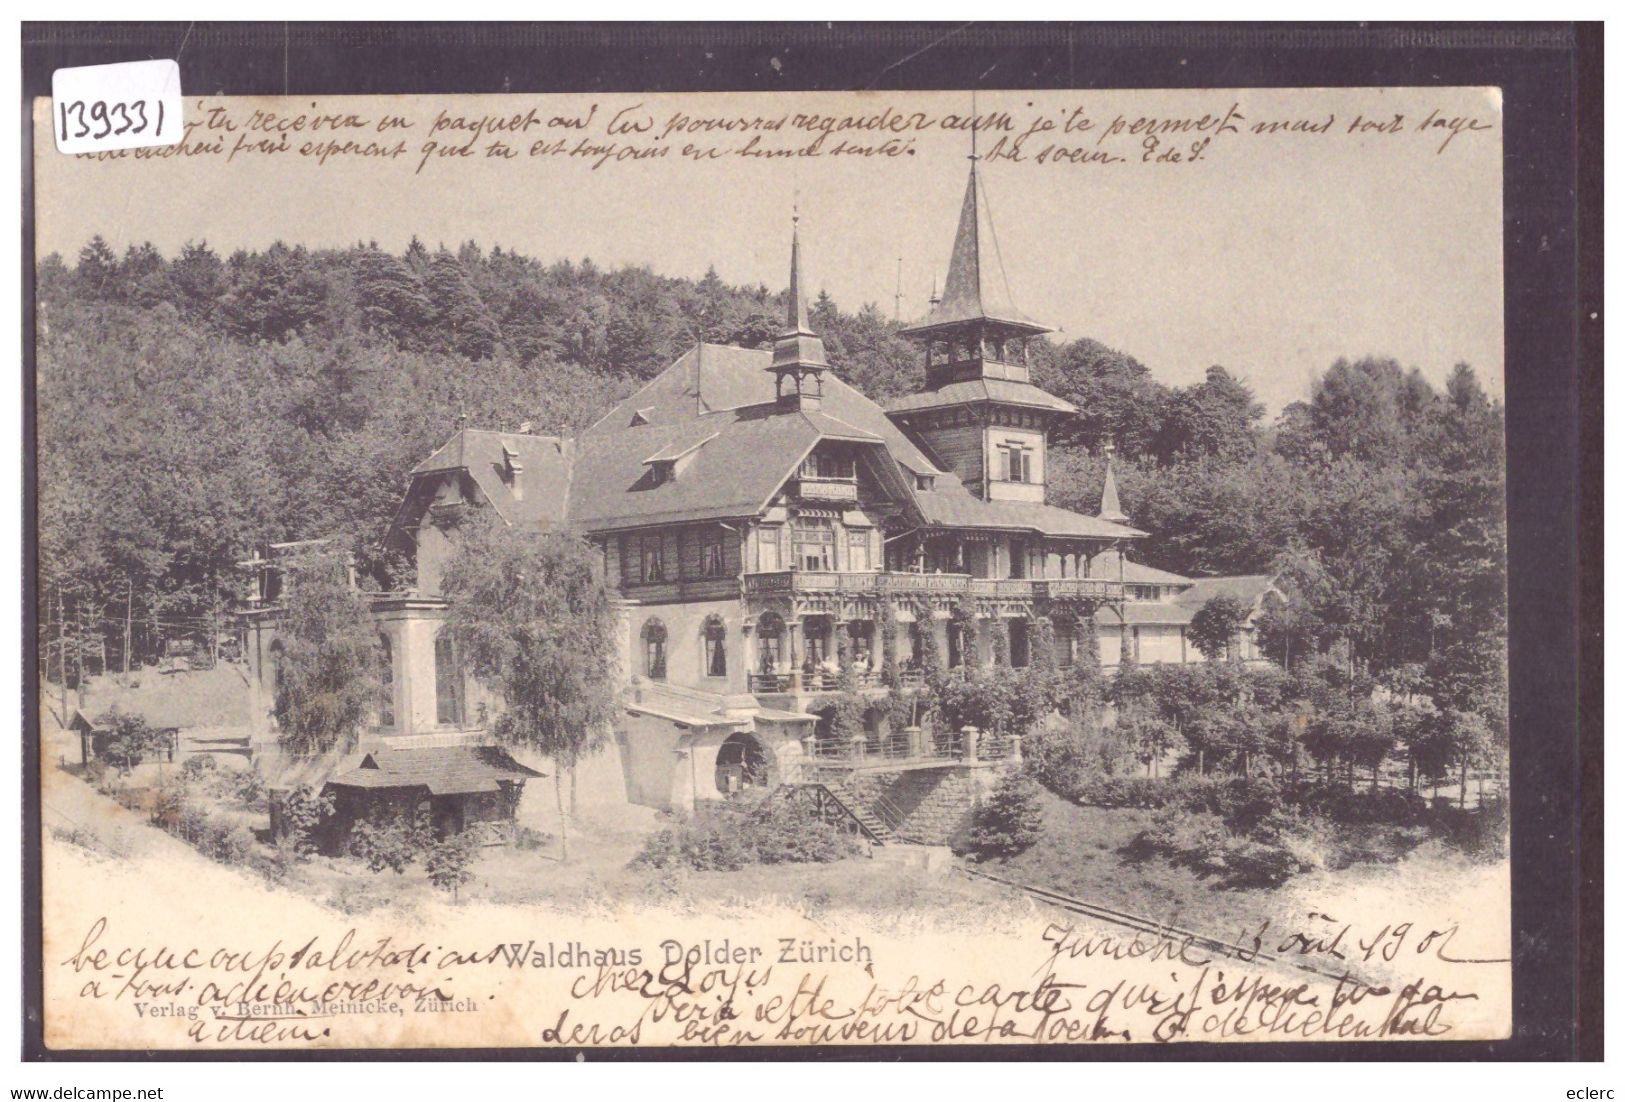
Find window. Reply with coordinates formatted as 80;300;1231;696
642;619;667;680
999;444;1032;483
638;534;665;582
800;451;855;480
377;634;395;728
793;518;835;572
703;617;728;678
758;613;785;672
757;526;781;572
847;530;872;572
1056;623;1077;667
699;530;726;578
434;633;463;727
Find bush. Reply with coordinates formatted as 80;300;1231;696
234;770;268;810
277;784;334;859
215;824;256;865
348;815;431;874
965;771;1045;860
425;832;478;898
513;825;551;851
632;796;861;871
180;755;218;782
1223;840;1301;888
1079;776;1171;810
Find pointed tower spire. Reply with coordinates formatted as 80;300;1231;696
769;212;829;410
902;162;1051;340
1098;440;1128;523
786;212;812;334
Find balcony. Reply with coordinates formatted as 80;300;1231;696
742;570;1124;603
748;667;925;694
792;477;858;503
797;723;1021;772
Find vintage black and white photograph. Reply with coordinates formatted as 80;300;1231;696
26;62;1542;1053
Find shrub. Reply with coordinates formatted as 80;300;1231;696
348;814;431;874
179;755;218;782
215;824;256;865
965;771;1045;860
513;825;551;851
1137;808;1232;874
1223;840;1300;888
234;770;268;810
632;796;860;871
1079;776;1171;810
425;832;478;899
635;816;754;872
278;784;334;859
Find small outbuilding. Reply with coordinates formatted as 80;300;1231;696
318;745;544;851
70;708;179;769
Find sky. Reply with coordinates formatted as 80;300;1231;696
33;87;1503;414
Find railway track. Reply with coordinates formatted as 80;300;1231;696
958;865;1364;985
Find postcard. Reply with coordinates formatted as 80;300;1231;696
31;84;1513;1050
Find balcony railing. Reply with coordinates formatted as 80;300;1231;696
748;667;925;694
793;477;859;503
742;570;1124;602
800;724;1019;769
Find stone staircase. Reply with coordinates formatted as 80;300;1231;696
784;778;895;844
822;779;896;844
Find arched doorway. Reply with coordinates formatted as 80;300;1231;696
714;733;770;796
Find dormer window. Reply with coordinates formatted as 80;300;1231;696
915;473;936;491
641;433;716;487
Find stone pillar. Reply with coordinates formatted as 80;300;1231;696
787;618;803;692
905;725;927;759
741;620;756;688
1010;734;1023;764
962;725;980;762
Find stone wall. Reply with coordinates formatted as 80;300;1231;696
844;763;1008;846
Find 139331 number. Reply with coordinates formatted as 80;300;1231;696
58;98;165;143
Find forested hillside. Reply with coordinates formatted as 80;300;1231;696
36;236;1506;715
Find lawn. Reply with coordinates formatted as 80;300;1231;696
978;787;1285;942
971;786;1510;952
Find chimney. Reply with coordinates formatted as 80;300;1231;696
501;441;525;501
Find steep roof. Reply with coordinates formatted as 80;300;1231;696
900;166;1052;338
326;745;543;796
885;378;1077;415
395;341;1140;543
916;489;1145;540
399;429;574;533
568;408;822;531
1174;575;1278;611
1096;602;1199;627
1091;551;1192;586
566;343;948;532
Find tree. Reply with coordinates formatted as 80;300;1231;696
97;708;169;774
272;552;381;758
1188;594;1249;662
966;770;1045;859
439;518;620;863
423;250;502;360
1118;703;1184;778
353;245;434;346
1155;364;1263;461
425;831;478;901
